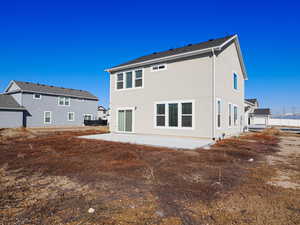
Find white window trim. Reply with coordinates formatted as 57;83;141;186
44;111;52;124
68;112;75;121
116;107;135;133
228;102;232;128
153;100;195;130
57;96;71;106
216;98;221;129
151;64;167;72
233;71;239;92
115;68;144;91
33;93;42;100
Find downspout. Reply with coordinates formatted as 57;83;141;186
212;48;216;140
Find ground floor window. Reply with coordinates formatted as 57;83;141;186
84;114;93;120
217;99;221;128
44;111;52;124
68;112;75;121
234;106;238;126
229;103;232;127
155;100;194;129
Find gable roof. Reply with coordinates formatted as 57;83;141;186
252;108;271;115
5;80;98;100
0;94;25;110
106;34;248;79
245;98;258;104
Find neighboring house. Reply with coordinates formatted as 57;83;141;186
0;94;26;128
1;80;98;128
106;34;248;140
244;98;271;128
97;106;108;120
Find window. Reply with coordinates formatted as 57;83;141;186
135;70;143;87
117;73;124;89
229;104;232;127
155;100;193;129
84;114;92;120
156;104;165;127
168;103;178;127
58;97;71;106
126;71;133;88
217;100;221;128
44;111;51;124
233;73;238;90
68;112;75;121
116;70;143;90
234;106;238;126
181;103;192;127
151;64;167;72
33;93;41;99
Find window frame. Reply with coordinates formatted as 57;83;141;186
58;96;71;106
216;98;221;129
115;68;144;91
233;105;238;126
228;103;232;128
68;112;75;121
233;72;238;90
44;111;52;124
151;64;167;72
33;93;42;100
84;114;93;121
155;104;166;127
154;100;195;130
116;107;135;133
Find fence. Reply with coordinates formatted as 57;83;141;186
269;118;300;127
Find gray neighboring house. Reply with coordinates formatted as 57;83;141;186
0;94;26;128
106;34;248;140
0;80;98;128
244;98;271;128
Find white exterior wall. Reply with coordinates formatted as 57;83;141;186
110;54;214;138
269;118;300;127
214;42;245;138
109;41;245;139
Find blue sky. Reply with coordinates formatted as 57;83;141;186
0;0;299;114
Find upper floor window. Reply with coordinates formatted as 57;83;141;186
58;96;70;106
33;93;41;99
116;69;143;90
233;73;238;90
151;64;167;72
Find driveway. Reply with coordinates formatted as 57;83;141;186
80;133;213;149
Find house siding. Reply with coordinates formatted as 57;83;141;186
0;109;23;128
214;42;245;138
110;53;214;138
21;93;98;127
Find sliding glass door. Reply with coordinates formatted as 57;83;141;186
117;109;133;132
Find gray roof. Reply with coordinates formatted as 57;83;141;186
245;98;258;104
8;81;98;100
0;94;25;110
252;108;271;115
109;35;235;70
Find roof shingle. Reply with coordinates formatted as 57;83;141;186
0;94;25;110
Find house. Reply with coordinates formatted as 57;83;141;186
0;94;26;128
1;80;98;128
244;98;271;128
106;34;248;140
97;106;108;120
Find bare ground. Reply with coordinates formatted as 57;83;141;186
0;128;299;225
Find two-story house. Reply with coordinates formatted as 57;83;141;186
106;34;248;140
0;80;98;128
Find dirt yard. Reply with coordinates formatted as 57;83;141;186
0;128;299;225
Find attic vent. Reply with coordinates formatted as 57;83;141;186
152;52;157;54
187;44;193;46
208;39;214;41
169;48;173;51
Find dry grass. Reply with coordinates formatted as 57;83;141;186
0;128;299;225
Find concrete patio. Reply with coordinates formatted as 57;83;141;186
80;133;213;149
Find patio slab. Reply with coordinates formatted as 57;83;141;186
80;133;213;149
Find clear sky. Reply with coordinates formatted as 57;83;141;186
1;0;299;114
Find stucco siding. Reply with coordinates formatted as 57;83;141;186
22;93;98;127
110;54;214;138
0;110;23;128
214;42;245;138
